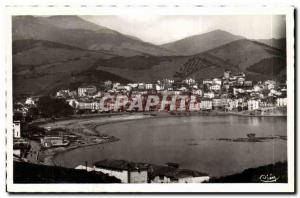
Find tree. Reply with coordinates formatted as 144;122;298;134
37;96;74;118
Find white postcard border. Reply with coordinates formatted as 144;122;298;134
5;5;295;193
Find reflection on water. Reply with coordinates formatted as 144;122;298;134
54;116;287;177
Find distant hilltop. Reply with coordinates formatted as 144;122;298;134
12;16;286;98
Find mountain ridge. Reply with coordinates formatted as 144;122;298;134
161;29;244;56
12;16;175;57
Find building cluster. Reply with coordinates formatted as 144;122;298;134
75;160;210;183
13;121;30;158
54;70;287;113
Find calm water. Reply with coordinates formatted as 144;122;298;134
54;116;287;177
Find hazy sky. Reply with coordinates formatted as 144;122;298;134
81;15;286;45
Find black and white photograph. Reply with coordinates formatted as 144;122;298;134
5;5;295;193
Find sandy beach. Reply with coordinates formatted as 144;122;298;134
35;112;159;166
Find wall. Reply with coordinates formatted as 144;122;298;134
178;176;210;183
129;170;148;183
151;176;172;183
13;122;21;138
94;167;128;183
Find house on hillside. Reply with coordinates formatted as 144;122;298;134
78;85;97;97
276;97;287;107
210;84;221;91
223;70;231;79
203;79;213;85
212;78;222;85
182;78;196;86
247;99;260;111
199;100;212;110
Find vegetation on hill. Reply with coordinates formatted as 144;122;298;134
12;21;287;98
14;161;121;183
161;29;243;55
208;161;287;183
256;38;286;51
37;96;74;118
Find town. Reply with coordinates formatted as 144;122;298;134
15;70;287;116
12;69;287;183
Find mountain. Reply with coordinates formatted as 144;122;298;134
40;15;108;31
161;30;243;56
12;24;286;98
12;16;174;56
203;39;285;71
12;39;130;98
174;39;286;81
256;38;286;51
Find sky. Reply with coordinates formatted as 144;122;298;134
81;15;286;45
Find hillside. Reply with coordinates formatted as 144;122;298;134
12;39;130;98
203;39;285;71
94;39;286;83
12;16;175;57
161;30;243;56
12;27;287;98
256;38;286;51
208;161;287;183
174;39;286;82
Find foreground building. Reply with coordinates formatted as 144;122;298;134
93;160;148;183
149;164;210;183
78;85;97;97
13;121;21;139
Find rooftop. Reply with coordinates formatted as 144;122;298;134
94;159;149;171
149;165;208;180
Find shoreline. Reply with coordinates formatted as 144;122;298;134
34;111;286;167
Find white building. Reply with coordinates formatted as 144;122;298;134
203;79;212;85
145;83;154;90
247;99;260;111
67;99;79;108
264;80;276;90
77;102;93;110
192;89;202;96
13;121;21;139
183;78;196;85
203;92;214;99
177;175;210;183
212;78;222;85
78;85;97;97
104;80;113;88
162;78;174;85
244;81;253;87
210;84;221;91
199;100;212;110
75;165;95;172
224;70;231;79
94;160;148;183
276;98;287;107
253;85;262;92
56;89;71;98
150;167;210;183
237;77;245;85
233;88;245;95
25;97;35;106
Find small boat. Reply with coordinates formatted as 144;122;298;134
247;133;256;139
